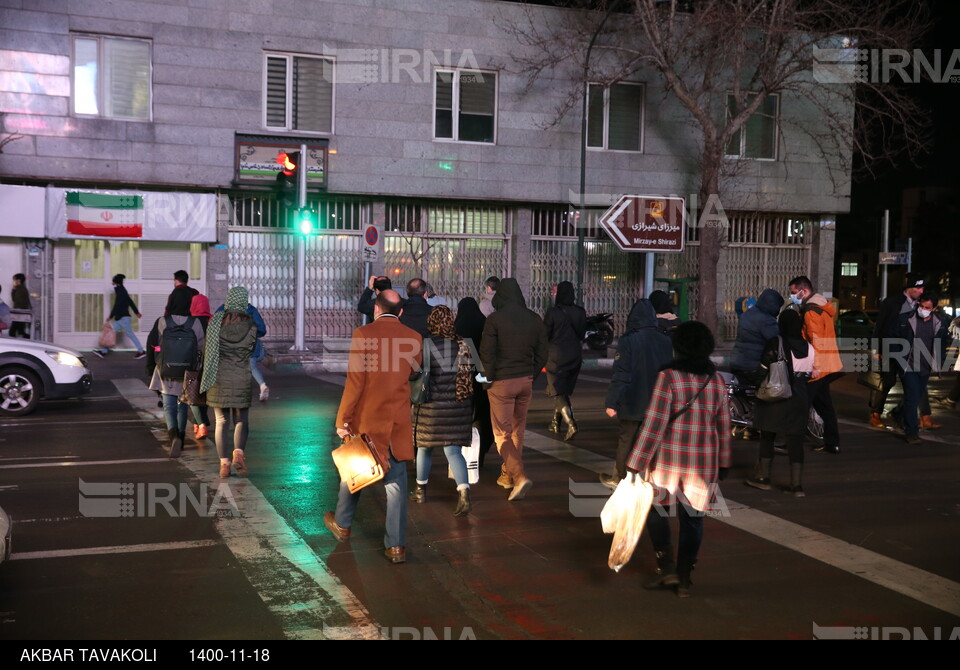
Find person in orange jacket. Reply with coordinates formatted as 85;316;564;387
788;276;843;454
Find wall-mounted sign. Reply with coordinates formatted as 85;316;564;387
234;134;328;188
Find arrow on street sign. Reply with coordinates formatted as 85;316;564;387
598;195;686;253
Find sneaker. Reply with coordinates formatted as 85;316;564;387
905;434;922;446
134;351;146;360
92;350;105;359
219;461;231;478
745;477;772;491
497;473;514;489
196;424;209;440
507;477;533;501
932;397;956;410
259;384;270;402
783;485;806;498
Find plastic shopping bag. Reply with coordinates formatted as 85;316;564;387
600;473;654;573
98;321;117;349
463;427;480;484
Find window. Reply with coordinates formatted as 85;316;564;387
587;83;644;152
434;69;497;143
726;93;779;159
73;35;152;120
264;54;334;134
841;262;859;276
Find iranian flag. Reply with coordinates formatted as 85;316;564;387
66;192;145;238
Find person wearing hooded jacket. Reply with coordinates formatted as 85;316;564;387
201;286;257;478
746;310;814;496
789;276;843;454
478;278;548;501
543;281;587;440
730;288;785;387
649;290;683;339
600;299;673;489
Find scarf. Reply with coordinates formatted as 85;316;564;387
200;286;248;393
428;304;457;340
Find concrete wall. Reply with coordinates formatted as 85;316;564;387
0;0;850;215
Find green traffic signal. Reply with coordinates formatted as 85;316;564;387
297;208;318;235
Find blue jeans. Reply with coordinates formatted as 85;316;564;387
100;316;143;353
335;455;407;549
415;446;469;487
900;370;929;437
162;393;189;433
250;357;266;386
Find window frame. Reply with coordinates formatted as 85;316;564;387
724;92;780;161
586;81;645;153
432;67;498;145
71;34;153;122
262;52;336;135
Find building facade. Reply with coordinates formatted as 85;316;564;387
0;0;849;348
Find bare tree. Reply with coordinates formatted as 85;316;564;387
0;113;24;153
503;0;932;331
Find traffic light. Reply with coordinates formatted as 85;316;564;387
275;151;300;208
296;207;318;236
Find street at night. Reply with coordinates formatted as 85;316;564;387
1;353;957;641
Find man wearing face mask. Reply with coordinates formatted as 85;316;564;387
868;274;927;428
896;294;950;445
788;276;844;454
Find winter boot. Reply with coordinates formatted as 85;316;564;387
920;415;941;430
559;400;579;441
785;462;805;497
168;427;183;458
453;487;472;517
643;547;680;590
745;458;772;490
547;409;562;433
409;483;427;503
676;558;697;598
868;412;885;428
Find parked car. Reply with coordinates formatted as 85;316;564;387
0;504;10;565
836;309;877;340
0;337;93;416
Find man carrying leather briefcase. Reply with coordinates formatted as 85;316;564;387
325;290;422;565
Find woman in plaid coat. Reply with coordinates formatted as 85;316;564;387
626;321;732;598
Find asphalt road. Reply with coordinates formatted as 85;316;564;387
1;351;958;642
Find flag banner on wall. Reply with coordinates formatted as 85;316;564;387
49;189;216;242
66;192;145;238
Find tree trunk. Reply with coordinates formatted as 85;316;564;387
695;155;722;335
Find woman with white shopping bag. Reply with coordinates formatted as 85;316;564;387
625;321;732;598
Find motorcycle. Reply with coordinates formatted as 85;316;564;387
583;312;614;351
717;370;824;444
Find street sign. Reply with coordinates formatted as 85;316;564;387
362;223;383;262
878;251;910;265
598;195;685;253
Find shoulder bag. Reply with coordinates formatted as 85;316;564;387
410;343;432;405
756;337;793;402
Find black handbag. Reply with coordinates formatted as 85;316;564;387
410;344;431;405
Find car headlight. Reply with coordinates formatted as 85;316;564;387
45;350;85;368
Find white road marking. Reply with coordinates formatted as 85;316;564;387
115;378;380;640
522;429;960;618
10;539;221;561
0;458;169;470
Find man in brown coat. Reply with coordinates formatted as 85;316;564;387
325;290;422;564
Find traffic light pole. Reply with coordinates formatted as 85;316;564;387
291;143;309;352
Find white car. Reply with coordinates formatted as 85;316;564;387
0;337;93;416
0;504;10;565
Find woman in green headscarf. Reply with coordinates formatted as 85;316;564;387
201;286;257;478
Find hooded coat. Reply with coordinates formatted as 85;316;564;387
479;278;548;382
543;281;587;397
204;312;257;408
731;289;784;372
605;299;674;421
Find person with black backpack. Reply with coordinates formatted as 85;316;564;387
146;300;205;458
